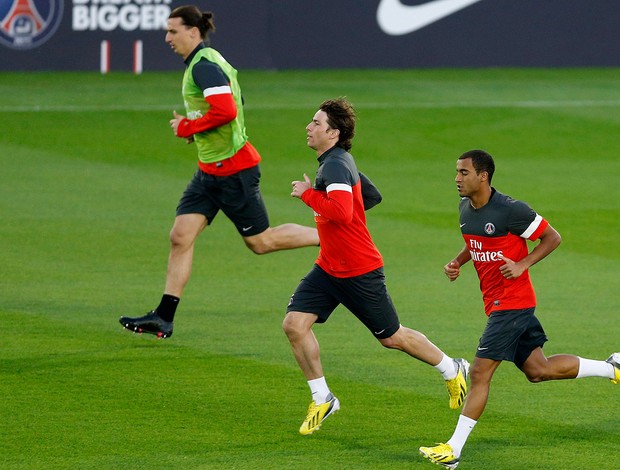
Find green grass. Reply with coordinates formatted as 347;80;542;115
1;68;619;469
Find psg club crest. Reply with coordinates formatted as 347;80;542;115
0;0;63;50
484;222;496;235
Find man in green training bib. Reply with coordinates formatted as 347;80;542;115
119;5;319;338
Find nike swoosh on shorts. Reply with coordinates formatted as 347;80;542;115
377;0;485;36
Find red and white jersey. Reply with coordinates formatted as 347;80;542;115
301;146;383;278
459;189;548;315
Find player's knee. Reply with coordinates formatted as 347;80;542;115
378;336;397;349
282;314;299;338
527;375;544;383
378;329;406;351
169;227;188;248
247;242;270;255
243;233;272;255
524;370;545;383
468;363;494;386
283;312;316;342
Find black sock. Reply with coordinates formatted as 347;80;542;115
156;294;180;322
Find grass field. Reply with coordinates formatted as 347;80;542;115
1;68;619;469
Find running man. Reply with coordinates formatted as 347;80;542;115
119;6;318;338
285;98;469;435
419;149;619;469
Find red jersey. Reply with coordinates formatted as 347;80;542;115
459;189;548;315
301;146;383;278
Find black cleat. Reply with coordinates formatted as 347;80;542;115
119;310;173;338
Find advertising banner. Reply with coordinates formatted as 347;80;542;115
1;0;619;72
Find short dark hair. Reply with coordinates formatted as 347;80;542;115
319;98;356;152
459;149;495;183
169;5;215;42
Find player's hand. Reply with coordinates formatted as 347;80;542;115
291;173;312;198
170;110;185;136
498;255;525;279
444;260;460;282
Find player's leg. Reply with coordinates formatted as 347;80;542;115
216;166;319;254
118;213;207;338
513;313;616;382
520;348;578;381
333;268;469;409
244;224;319;254
380;326;470;410
521;348;618;383
283;266;340;435
119;169;212;338
379;325;443;364
420;309;527;468
282;311;323;380
461;357;501;420
332;268;425;358
283;312;340;435
419;357;500;469
164;213;208;297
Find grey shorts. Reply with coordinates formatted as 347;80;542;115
286;264;401;339
176;165;269;237
476;308;548;368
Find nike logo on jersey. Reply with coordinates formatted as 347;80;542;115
460;223;466;228
377;0;485;36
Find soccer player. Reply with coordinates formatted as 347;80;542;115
419;149;620;469
285;98;470;435
119;6;319;338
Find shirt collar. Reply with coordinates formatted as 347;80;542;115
317;145;340;163
184;42;206;66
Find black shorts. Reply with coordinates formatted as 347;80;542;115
176;165;270;237
286;264;401;339
476;308;548;368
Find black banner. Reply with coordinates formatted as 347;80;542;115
1;0;619;72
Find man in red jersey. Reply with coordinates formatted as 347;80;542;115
420;149;620;469
284;98;470;436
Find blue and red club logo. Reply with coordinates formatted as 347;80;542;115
0;0;63;50
484;222;496;235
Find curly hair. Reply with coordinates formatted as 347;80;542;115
319;98;356;152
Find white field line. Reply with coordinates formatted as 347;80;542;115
2;100;620;112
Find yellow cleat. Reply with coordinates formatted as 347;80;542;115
445;358;469;409
299;393;340;435
606;353;620;384
419;442;460;469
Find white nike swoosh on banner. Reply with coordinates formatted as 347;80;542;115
377;0;484;36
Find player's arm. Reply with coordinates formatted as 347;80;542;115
301;183;354;223
175;95;237;137
174;60;237;138
499;224;561;279
294;161;355;222
359;171;382;210
445;245;471;281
